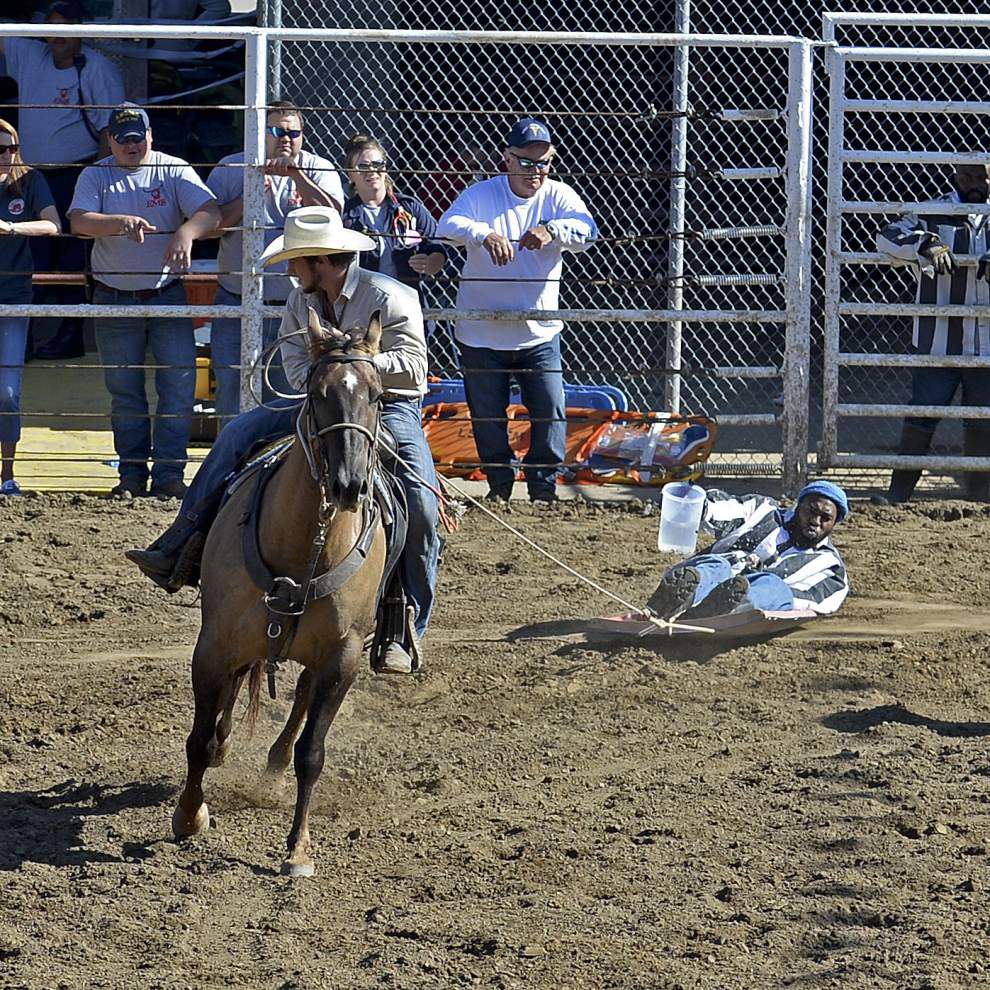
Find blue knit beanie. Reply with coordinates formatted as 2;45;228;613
797;480;849;522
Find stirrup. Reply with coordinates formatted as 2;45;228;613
166;531;206;592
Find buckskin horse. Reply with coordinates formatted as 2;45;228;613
170;311;389;878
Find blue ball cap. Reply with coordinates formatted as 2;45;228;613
108;103;150;143
797;480;849;522
506;117;552;148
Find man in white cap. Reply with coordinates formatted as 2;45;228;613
125;206;441;673
437;117;597;503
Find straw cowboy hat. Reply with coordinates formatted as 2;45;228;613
258;206;375;268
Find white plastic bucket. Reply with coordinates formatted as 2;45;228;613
658;482;706;555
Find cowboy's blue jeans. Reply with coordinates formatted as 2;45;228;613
669;553;795;612
177;396;440;636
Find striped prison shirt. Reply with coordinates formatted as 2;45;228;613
876;190;990;356
696;490;850;615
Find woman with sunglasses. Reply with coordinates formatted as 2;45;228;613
341;133;448;301
0;119;61;496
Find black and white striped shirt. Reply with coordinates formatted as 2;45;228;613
698;490;849;615
876;190;990;357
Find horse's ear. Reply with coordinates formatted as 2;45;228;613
359;310;383;356
306;306;331;354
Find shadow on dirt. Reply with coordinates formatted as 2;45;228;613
822;703;990;738
0;778;175;870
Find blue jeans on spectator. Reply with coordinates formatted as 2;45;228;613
672;553;795;612
176;396;440;637
458;335;565;499
210;286;289;425
94;282;195;487
906;366;990;433
0;316;29;443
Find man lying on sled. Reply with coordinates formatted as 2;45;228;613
645;481;850;622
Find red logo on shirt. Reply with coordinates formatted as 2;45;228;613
146;187;167;208
53;87;71;106
7;198;24;216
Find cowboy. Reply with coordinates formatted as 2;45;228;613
125;206;441;674
436;117;598;503
645;481;850;621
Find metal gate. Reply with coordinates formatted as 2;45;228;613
819;15;990;479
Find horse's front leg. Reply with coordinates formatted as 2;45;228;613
173;640;229;837
281;635;362;878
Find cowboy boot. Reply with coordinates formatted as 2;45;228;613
125;517;202;592
884;423;934;504
963;425;990;500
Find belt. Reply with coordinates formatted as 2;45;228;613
94;281;175;300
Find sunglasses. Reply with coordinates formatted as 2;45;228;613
509;152;553;171
268;126;302;139
355;159;387;173
0;144;19;154
114;134;145;145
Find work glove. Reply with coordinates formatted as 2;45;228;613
977;252;990;284
918;234;957;277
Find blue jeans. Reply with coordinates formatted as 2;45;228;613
210;286;288;425
177;396;441;637
672;553;795;612
907;366;990;433
458;336;565;497
93;282;195;486
0;316;29;444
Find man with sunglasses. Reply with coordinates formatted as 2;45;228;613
0;0;125;360
69;103;220;499
206;101;344;424
437;117;597;503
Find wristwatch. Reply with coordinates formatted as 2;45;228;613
544;221;559;241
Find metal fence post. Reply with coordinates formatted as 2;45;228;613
665;0;691;414
819;47;846;471
240;29;268;412
259;0;283;99
781;39;813;494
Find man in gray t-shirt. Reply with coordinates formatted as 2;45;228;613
0;0;126;360
69;104;220;499
206;100;344;421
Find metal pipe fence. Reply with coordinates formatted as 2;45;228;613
0;23;815;492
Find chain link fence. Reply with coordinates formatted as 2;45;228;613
271;4;805;476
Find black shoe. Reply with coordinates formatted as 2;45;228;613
150;478;187;500
484;486;513;504
684;576;751;620
528;489;558;504
110;477;148;498
645;566;700;620
34;335;85;360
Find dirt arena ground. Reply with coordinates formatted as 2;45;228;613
2;491;990;990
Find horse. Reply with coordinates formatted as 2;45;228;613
170;310;388;878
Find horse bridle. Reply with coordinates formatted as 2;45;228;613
297;352;383;512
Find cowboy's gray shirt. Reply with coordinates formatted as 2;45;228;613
696;489;850;615
278;260;428;398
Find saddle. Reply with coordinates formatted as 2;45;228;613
235;434;413;694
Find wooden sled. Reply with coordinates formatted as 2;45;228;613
587;609;819;640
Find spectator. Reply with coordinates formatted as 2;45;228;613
0;0;125;360
875;162;990;503
436;117;597;503
341;132;447;303
68;103;220;498
0;118;60;496
645;482;850;621
206;100;343;423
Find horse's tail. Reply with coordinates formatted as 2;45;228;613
244;659;264;737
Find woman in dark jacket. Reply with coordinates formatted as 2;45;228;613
340;133;447;295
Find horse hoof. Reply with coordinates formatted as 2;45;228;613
172;802;210;838
280;857;315;878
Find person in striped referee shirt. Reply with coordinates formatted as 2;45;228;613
875;163;990;503
645;481;849;621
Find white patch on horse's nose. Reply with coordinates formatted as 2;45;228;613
341;370;358;393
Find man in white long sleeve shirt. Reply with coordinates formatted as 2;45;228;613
875;163;990;502
437;117;597;502
646;482;850;621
